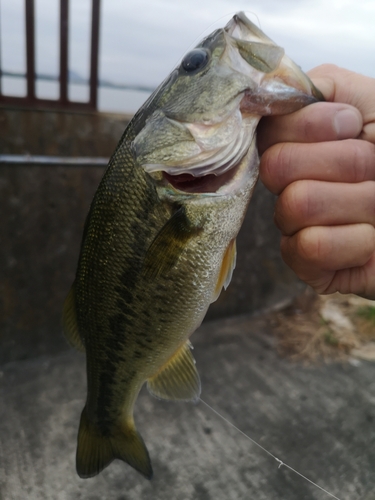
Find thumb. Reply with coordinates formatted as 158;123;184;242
308;64;375;142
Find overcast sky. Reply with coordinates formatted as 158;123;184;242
1;0;374;112
98;0;375;85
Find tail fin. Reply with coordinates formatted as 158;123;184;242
76;409;153;479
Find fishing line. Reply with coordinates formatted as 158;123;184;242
199;398;342;500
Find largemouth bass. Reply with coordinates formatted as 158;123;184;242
63;12;323;479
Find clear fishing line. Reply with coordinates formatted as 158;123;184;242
199;398;342;500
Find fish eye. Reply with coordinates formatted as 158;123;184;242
181;49;209;73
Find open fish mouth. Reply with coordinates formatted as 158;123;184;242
162;161;246;194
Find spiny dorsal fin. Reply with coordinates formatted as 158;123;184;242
62;283;85;352
235;40;284;73
211;238;237;303
76;409;152;479
147;341;201;402
142;206;201;280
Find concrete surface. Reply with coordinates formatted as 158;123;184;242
1;314;375;500
0;107;131;157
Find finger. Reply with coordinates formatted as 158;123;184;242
274;180;375;236
280;224;375;293
323;254;375;298
257;102;362;154
260;139;375;194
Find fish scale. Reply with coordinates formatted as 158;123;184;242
63;12;323;480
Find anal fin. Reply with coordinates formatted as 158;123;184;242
62;283;85;352
147;341;201;402
211;238;237;303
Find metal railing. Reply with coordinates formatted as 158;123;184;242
0;154;108;167
0;0;101;111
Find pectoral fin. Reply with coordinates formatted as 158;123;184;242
147;341;201;402
142;206;201;279
62;283;85;352
211;238;237;303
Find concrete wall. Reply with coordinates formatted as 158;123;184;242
0;106;302;364
0;106;131;156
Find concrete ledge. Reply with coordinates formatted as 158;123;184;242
1;313;374;499
0;106;131;157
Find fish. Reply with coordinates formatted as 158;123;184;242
62;12;323;480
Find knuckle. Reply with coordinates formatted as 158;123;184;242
295;227;329;266
294;230;315;263
298;102;335;142
260;142;294;194
276;181;310;233
259;148;277;191
347;139;375;182
280;232;328;288
369;183;375;221
276;142;295;173
356;182;375;224
361;224;375;255
301;114;316;141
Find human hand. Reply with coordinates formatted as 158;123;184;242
257;64;375;299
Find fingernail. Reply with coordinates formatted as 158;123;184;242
333;108;362;139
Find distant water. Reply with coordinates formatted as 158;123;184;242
99;87;150;115
1;76;151;115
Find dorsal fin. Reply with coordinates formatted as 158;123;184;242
235;40;284;73
147;341;201;402
211;238;237;303
62;283;85;352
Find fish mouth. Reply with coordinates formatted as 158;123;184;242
159;124;259;197
135;11;323;196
